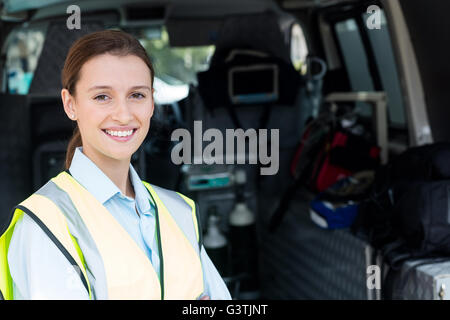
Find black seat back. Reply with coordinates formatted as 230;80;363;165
29;21;104;95
0;93;32;232
188;12;306;199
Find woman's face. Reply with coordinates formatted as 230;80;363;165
62;53;154;166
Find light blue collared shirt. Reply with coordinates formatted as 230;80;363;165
8;147;231;300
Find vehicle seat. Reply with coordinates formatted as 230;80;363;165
28;21;104;95
186;11;308;199
0;94;32;230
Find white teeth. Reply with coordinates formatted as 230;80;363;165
105;129;134;137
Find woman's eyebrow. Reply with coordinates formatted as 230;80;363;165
88;85;112;92
129;86;151;91
87;85;151;91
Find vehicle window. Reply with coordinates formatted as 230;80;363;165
139;27;215;104
335;18;374;117
334;10;406;128
363;9;406;127
4;25;47;94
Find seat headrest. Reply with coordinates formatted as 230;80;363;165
198;48;302;109
210;11;291;67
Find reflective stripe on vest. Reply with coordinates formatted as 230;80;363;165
0;197;92;300
0;171;204;300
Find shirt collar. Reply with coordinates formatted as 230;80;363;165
69;147;153;215
129;163;153;215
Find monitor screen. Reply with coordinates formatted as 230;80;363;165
228;64;278;104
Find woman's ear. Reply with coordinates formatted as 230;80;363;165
61;88;77;120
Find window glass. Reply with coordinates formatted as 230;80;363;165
363;10;406;127
139;27;215;104
335;18;374;117
5;25;46;94
334;12;406;128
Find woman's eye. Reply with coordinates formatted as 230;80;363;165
130;92;145;100
94;94;110;102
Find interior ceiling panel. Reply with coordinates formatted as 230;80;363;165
3;0;277;15
279;0;360;9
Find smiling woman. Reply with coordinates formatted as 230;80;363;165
60;31;156;176
61;53;154;192
0;30;231;300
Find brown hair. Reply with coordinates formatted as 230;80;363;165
62;29;155;169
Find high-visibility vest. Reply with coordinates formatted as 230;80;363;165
0;171;204;300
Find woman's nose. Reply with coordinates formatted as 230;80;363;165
111;100;133;124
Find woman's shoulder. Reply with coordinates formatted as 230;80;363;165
7;178;66;243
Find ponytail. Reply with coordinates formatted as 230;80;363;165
65;126;82;169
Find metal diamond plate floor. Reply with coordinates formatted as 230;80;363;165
257;188;371;300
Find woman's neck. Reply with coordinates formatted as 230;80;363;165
82;148;135;199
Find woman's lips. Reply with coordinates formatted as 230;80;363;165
102;128;137;142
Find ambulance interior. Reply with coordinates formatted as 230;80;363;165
0;0;448;299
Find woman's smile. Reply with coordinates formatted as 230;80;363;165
102;127;138;142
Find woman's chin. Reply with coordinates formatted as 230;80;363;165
96;147;137;164
109;150;136;162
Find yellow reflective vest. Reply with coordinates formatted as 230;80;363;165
0;171;204;300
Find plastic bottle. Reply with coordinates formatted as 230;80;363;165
203;206;229;277
228;170;259;297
